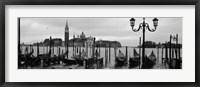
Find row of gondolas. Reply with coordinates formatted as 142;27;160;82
115;49;156;69
18;47;104;69
19;46;158;69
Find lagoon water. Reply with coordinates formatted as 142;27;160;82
20;46;182;69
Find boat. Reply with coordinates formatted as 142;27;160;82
142;50;156;69
115;50;126;67
148;50;156;62
74;50;88;66
74;55;86;66
18;48;35;67
63;56;77;66
129;49;140;68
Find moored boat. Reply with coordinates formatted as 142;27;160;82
142;50;156;69
129;49;140;68
115;50;126;67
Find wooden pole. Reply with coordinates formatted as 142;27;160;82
125;46;128;65
37;42;39;57
46;45;48;54
79;46;81;59
50;36;52;57
178;44;181;60
109;42;111;65
99;43;101;59
139;37;141;69
52;41;54;57
73;37;74;58
114;47;117;60
176;34;178;59
43;45;45;54
93;38;96;63
75;46;76;57
165;42;168;62
62;49;64;56
62;49;64;62
105;46;107;67
29;45;31;53
169;35;172;65
59;47;60;57
161;47;163;63
157;46;159;63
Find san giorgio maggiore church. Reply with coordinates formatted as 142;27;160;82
63;20;95;47
41;20;120;47
42;20;95;47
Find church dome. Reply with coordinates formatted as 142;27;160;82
80;32;85;39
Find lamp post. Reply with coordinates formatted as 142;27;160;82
130;18;158;68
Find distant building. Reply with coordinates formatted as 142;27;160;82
43;38;62;46
67;32;121;48
68;32;90;47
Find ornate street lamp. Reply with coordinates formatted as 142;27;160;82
130;18;158;68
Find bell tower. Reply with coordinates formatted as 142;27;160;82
65;20;69;58
65;20;69;46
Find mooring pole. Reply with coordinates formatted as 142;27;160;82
67;43;69;59
75;46;76;57
62;49;63;55
73;36;75;58
178;44;181;60
29;44;31;52
139;37;141;69
50;36;52;57
165;42;168;62
169;35;172;65
43;45;45;54
109;42;111;65
37;42;39;57
176;34;178;59
157;46;159;63
79;46;81;59
46;45;48;54
93;38;96;63
59;47;60;57
172;48;174;58
114;47;117;61
105;46;107;67
125;46;128;65
52;41;54;57
161;47;163;63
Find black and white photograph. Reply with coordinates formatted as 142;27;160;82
18;17;182;69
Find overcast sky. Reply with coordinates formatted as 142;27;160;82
20;17;182;46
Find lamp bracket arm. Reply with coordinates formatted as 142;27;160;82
132;23;142;32
146;23;156;32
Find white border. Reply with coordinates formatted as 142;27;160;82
5;5;195;82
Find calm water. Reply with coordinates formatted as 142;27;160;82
20;46;182;68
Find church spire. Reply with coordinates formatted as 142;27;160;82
65;20;69;32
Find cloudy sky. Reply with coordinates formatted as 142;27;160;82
20;17;182;46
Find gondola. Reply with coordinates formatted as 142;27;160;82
63;55;77;65
115;50;126;67
74;55;86;66
74;50;88;66
18;48;35;68
142;50;156;69
129;49;140;68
